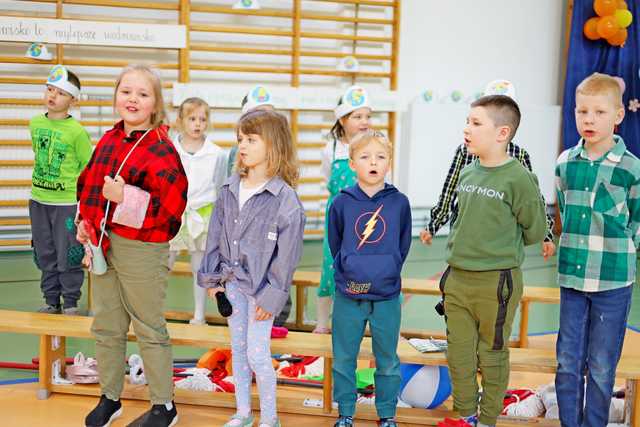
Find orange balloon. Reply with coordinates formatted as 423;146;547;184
594;0;617;16
584;17;601;40
597;15;618;38
607;28;628;46
617;0;628;10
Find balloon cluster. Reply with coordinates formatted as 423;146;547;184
583;0;633;47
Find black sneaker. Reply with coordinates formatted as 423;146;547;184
85;395;122;427
334;415;354;427
378;418;398;427
127;402;178;427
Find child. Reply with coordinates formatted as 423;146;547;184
198;109;305;427
328;130;411;427
421;80;556;261
29;65;92;315
226;85;275;177
437;95;546;427
555;73;640;427
316;85;372;334
77;64;187;427
168;97;227;325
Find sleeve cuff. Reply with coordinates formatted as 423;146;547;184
112;184;150;229
256;283;289;316
197;271;223;289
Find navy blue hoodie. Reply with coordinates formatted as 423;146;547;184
328;183;412;300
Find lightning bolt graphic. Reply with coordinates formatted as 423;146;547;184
358;204;383;249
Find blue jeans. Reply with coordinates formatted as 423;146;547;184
555;285;632;427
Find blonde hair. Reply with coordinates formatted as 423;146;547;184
113;64;166;128
173;97;210;133
236;110;299;188
576;72;624;108
349;130;393;159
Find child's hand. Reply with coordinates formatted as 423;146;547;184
103;175;125;203
542;241;556;261
207;286;225;300
255;306;273;321
420;230;433;245
76;220;90;244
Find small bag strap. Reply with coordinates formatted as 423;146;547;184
97;128;152;247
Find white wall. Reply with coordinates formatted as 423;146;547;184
394;0;566;210
397;0;565;107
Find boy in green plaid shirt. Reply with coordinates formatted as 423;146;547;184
555;72;640;427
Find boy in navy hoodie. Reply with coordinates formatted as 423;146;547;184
328;130;412;427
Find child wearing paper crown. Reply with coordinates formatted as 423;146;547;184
168;97;227;325
29;65;92;315
226;85;275;177
315;85;372;334
420;79;556;263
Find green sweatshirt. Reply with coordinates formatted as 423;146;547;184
445;158;547;271
29;114;92;204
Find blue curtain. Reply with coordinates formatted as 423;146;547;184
562;0;639;153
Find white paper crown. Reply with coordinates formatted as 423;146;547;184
25;43;52;61
233;0;260;10
334;85;370;119
46;65;80;99
242;85;274;113
483;79;517;101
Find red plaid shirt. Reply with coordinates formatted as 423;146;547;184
77;121;187;250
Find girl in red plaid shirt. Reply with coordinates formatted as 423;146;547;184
76;64;187;427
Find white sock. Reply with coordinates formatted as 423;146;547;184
315;296;332;330
164;402;173;411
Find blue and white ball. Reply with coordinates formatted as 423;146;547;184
399;364;451;409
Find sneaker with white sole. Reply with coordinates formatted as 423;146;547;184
85;395;122;427
38;304;61;314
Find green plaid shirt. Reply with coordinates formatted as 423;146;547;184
556;136;640;292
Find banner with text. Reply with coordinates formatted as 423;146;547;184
0;17;186;49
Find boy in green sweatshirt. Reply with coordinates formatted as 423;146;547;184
436;95;547;427
29;65;92;314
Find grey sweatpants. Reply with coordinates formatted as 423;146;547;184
29;200;84;308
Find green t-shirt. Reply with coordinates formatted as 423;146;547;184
445;158;547;271
29;114;92;204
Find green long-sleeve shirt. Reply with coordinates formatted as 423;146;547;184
446;158;547;271
29;114;92;204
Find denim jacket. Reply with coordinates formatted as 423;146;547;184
197;173;306;315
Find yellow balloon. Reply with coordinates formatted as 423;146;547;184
615;9;633;28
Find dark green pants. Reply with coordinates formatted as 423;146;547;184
442;267;523;426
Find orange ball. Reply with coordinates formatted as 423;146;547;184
607;28;628;46
594;0;618;17
584;17;601;40
597;15;619;38
617;0;628;10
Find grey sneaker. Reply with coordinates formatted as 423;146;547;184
38;304;61;314
63;307;80;316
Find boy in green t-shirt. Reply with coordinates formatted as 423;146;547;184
435;96;547;427
29;65;92;314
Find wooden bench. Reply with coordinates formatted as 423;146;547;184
169;265;560;348
2;309;640;426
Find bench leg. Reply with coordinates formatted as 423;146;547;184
625;379;640;426
37;335;66;400
295;286;305;329
518;300;530;348
323;357;333;414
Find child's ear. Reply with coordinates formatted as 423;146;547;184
348;158;356;171
496;125;510;143
615;106;625;126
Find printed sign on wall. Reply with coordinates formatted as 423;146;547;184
0;17;186;49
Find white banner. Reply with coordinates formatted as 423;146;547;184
173;84;401;112
0;17;186;49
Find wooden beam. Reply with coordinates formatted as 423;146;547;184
179;0;190;82
190;4;292;18
190;24;293;37
301;32;391;43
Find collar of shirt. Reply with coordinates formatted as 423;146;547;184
223;173;286;201
569;135;626;163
